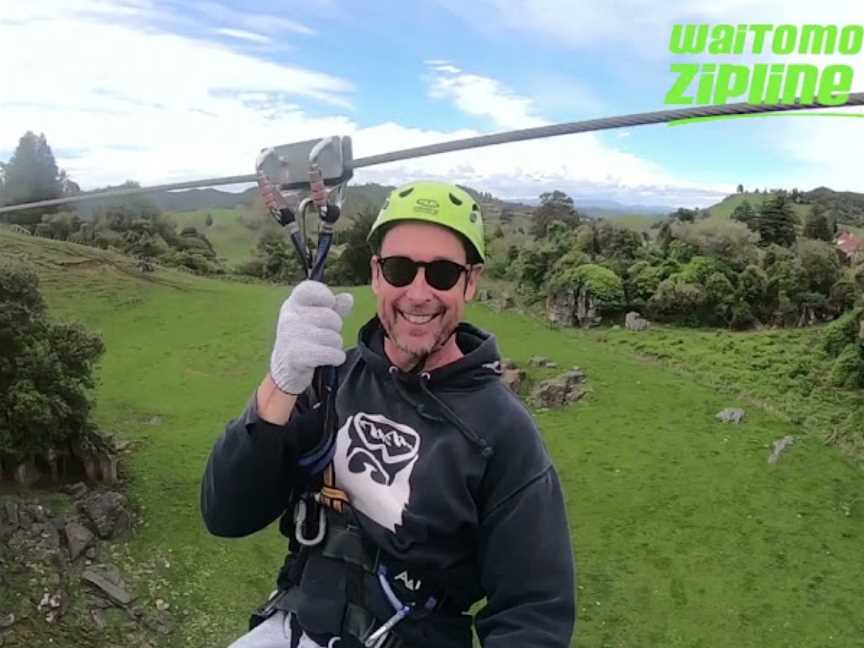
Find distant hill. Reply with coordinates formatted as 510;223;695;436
706;188;864;230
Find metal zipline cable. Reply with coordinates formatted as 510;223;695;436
2;96;863;214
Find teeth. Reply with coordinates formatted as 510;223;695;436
401;312;435;324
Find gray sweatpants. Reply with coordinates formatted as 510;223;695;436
227;611;334;648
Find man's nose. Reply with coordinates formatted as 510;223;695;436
404;266;434;299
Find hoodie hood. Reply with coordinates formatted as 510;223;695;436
356;316;503;390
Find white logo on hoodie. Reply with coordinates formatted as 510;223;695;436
333;412;420;532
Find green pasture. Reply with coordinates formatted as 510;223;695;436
2;230;863;647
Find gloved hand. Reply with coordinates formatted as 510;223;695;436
270;281;354;395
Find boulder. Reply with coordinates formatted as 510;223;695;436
7;522;63;567
531;369;587;408
77;491;131;539
528;356;550;367
81;564;133;606
61;482;89;499
491;294;515;312
502;368;526;394
546;290;576;327
65;521;96;561
715;408;745;424
13;461;41;488
625;311;650;332
768;435;796;464
574;289;601;328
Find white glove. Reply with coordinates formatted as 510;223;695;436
270;281;354;395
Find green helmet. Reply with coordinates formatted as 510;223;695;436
367;181;485;263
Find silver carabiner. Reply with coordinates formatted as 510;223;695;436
293;497;326;546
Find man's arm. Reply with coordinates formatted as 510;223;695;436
475;466;576;647
199;382;324;538
200;280;353;538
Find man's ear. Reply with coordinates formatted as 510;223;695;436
463;264;484;301
370;255;381;295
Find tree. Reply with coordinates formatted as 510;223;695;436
0;259;105;466
0;132;65;227
802;204;833;242
255;230;302;283
737;184;744;193
530;190;583;238
205;213;214;227
329;210;376;285
754;193;797;247
731;200;756;225
670;207;697;223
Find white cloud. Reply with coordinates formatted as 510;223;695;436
0;1;727;207
193;2;316;36
438;0;864;60
426;62;547;130
214;28;271;44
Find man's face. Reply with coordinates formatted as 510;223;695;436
371;222;481;364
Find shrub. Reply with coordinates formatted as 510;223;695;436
0;259;105;462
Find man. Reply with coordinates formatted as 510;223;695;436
201;181;575;647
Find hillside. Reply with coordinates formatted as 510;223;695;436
2;230;864;648
707;189;864;236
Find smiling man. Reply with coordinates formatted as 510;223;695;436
201;181;575;648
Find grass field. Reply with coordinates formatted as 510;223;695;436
3;229;864;647
170;208;261;266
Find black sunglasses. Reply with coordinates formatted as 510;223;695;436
377;256;471;291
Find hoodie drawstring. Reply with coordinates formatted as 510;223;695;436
385;367;493;459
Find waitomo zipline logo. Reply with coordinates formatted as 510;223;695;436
665;24;860;111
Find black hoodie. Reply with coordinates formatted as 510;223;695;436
201;317;576;647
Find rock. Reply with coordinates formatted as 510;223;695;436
546;290;576;326
90;608;106;629
143;609;174;635
476;288;491;302
0;613;14;629
81;564;133;606
859;318;864;341
13;461;41;488
77;491;131;539
155;599;169;612
575;288;602;327
528;356;550;367
21;503;49;523
501;357;517;370
715;408;745;424
85;546;98;560
65;522;96;561
625;311;650;332
502;368;526;394
490;294;515;312
768;435;796;464
2;498;20;528
531;369;588;408
532;379;569;408
561;369;586;386
546;362;558;369
61;482;89;499
8;522;63;566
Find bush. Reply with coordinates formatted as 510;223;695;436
548;263;625;312
797;239;841;295
624;261;664;305
823;308;863;356
729;301;756;330
648;278;707;325
829;343;864;388
0;259;105;462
